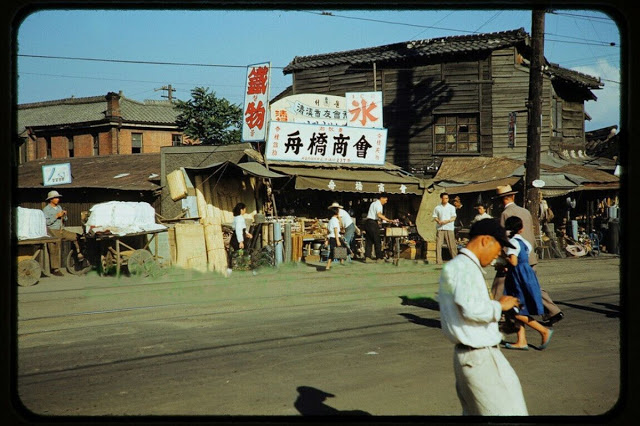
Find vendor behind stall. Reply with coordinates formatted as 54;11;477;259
42;190;83;276
362;194;398;263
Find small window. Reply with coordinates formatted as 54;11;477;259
433;114;480;154
132;133;143;154
68;137;74;158
46;137;52;158
552;98;562;137
93;134;99;156
172;134;183;146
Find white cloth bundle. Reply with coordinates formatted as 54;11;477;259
16;207;49;240
86;201;166;235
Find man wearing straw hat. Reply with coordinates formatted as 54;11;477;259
491;185;564;326
42;190;83;276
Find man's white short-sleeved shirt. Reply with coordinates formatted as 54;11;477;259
433;203;457;231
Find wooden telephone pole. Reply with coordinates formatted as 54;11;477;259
525;9;545;235
155;85;175;102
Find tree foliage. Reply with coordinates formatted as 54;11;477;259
174;87;242;145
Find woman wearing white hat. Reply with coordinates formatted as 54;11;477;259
42;190;83;276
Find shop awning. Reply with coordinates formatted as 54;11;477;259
437;177;521;194
269;165;427;195
184;161;287;179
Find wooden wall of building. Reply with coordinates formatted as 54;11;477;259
291;55;492;172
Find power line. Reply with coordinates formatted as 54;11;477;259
302;10;617;47
18;54;286;69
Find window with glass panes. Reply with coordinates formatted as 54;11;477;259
172;134;183;146
433;115;479;154
131;133;142;154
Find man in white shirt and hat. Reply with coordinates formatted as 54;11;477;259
438;218;527;416
42;190;83;276
329;202;356;258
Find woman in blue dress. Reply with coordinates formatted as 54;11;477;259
503;216;553;350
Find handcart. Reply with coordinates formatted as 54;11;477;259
67;228;166;278
16;236;61;286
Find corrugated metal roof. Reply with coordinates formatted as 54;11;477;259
17;154;160;191
434;157;524;183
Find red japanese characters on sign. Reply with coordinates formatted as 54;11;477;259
242;62;271;142
346;92;383;128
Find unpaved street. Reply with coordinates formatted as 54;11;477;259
12;254;622;420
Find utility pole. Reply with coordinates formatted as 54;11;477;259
525;9;545;235
155;85;175;102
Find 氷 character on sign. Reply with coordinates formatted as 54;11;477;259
349;98;378;126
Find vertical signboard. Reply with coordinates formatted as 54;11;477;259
508;112;517;147
346;91;384;128
242;62;271;142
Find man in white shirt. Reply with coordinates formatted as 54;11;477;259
432;192;458;264
362;194;397;263
471;203;492;224
438;218;527;416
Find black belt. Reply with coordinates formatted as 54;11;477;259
456;343;498;351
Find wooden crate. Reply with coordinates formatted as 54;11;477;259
399;246;416;259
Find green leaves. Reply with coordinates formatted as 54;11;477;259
174;87;242;145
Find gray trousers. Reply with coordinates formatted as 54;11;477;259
453;345;528;416
490;264;562;320
436;229;458;264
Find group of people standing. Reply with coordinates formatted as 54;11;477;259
438;184;565;416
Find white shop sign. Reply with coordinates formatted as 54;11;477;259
270;94;347;126
266;121;387;166
42;163;72;186
346;91;383;128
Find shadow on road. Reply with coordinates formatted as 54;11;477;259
294;386;371;416
399;295;440;311
398;313;441;328
557;301;620;318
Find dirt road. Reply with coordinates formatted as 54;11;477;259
13;254;622;420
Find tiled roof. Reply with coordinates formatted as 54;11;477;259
17;93;180;133
17;153;161;191
283;28;602;90
284;28;530;73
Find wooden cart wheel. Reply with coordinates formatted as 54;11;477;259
18;259;41;287
100;251;116;276
66;249;92;275
127;249;155;276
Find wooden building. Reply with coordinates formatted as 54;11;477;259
16;91;189;165
282;28;603;174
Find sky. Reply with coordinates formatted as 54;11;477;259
15;7;623;132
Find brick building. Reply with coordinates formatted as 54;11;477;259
16;91;191;164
